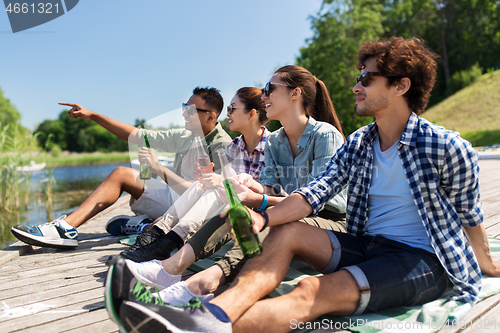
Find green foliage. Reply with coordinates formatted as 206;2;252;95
35;110;128;152
134;118;146;128
449;63;484;93
297;0;500;135
0;87;29;149
266;119;283;132
460;129;500;148
219;118;240;139
296;0;384;136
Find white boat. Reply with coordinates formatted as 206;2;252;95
15;161;47;172
130;155;174;171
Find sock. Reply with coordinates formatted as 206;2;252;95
165;231;184;249
151;225;165;235
58;219;75;230
202;302;231;323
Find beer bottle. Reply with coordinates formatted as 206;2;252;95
139;126;152;180
217;148;262;258
195;136;213;174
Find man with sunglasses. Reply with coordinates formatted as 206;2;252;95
11;86;232;251
113;37;500;333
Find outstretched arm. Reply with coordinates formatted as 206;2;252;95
59;102;139;144
463;224;500;277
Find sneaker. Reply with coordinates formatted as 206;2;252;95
124;259;181;290
159;281;214;306
119;298;231;333
106;214;154;236
10;216;78;249
119;234;178;262
104;256;164;329
105;228;162;266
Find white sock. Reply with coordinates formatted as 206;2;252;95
158;281;214;306
58;219;74;230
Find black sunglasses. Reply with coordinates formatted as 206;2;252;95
182;103;214;116
227;105;245;115
355;72;401;87
263;81;291;97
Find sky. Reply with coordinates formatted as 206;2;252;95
1;0;324;130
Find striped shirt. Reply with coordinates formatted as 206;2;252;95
295;112;483;304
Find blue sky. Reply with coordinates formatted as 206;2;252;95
1;0;324;130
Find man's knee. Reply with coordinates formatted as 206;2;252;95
293;277;321;304
109;166;134;178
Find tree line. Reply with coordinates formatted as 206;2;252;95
296;0;500;135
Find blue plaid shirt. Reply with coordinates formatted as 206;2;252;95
295;113;483;304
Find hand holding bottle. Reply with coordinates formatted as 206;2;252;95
199;173;222;189
138;147;163;177
218;148;262;258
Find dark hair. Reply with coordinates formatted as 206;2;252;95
236;87;268;125
193;86;224;117
274;65;344;139
357;37;439;114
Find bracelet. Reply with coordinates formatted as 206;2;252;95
259;194;268;210
256;209;269;232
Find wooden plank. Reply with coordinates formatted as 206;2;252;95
458;304;500;333
10;308;111;333
0;279;102;313
438;293;500;333
0;295;103;331
63;317;119;333
0;264;107;291
0;242;125;276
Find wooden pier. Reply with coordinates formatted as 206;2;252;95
1;159;499;333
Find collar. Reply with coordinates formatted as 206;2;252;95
234;126;268;154
296;117;317;149
364;112;419;148
204;122;224;145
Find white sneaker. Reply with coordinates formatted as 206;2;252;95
105;214;153;236
10;215;78;249
158;281;214;306
124;259;181;290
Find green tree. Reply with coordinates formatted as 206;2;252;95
0;87;27;147
297;0;385;136
36;119;67;150
296;0;500;135
35;110;129;152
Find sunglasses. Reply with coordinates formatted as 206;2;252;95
182;103;214;116
263;81;291;97
355;72;401;87
227;105;245;115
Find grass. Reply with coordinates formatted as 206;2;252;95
421;70;500;146
31;151;133;167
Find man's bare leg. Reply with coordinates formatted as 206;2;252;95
209;222;360;328
64;166;145;228
232;271;359;333
184;265;226;295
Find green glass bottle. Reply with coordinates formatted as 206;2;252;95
217;149;262;258
139;126;152;180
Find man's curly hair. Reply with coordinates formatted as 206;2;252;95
357;37;440;114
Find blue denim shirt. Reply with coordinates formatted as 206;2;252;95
295;113;482;304
259;117;346;214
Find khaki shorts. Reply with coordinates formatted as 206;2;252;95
129;178;180;219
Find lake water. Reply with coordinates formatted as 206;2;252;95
1;162;130;249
